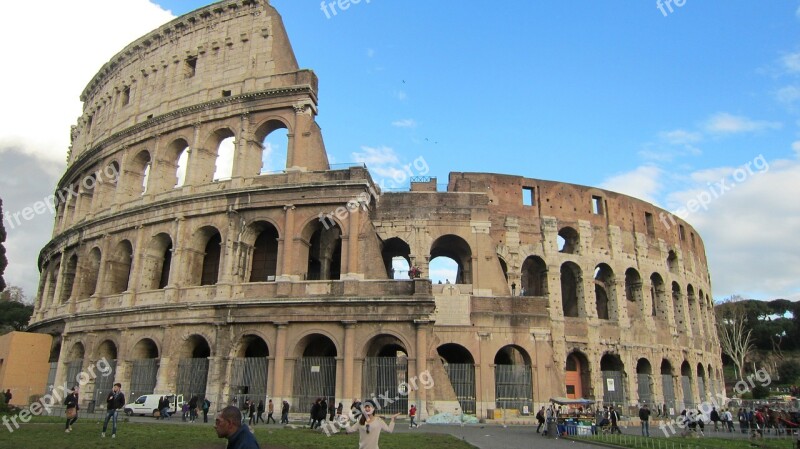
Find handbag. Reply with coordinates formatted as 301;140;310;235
66;408;77;419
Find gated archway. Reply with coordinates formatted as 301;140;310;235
600;354;626;405
293;334;337;413
230;335;269;406
176;335;211;401
437;343;476;414
362;335;408;414
494;345;533;413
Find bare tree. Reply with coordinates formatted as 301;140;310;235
716;296;754;381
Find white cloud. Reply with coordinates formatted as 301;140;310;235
599;165;662;205
782;51;800;73
0;1;174;164
394;90;408;101
352;146;400;166
391;119;417;128
703;113;782;135
793;141;800;158
777;85;800;104
659;129;702;145
366;48;375;58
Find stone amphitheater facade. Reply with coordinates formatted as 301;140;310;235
29;0;722;418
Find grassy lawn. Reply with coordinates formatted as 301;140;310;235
0;417;476;449
573;433;797;449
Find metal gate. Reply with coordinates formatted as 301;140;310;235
176;358;209;400
45;362;57;395
661;374;676;414
602;370;626;405
362;357;408;414
229;357;268;406
64;360;83;389
637;374;652;404
494;365;532;412
93;359;117;406
697;377;706;402
293;357;336;413
130;359;159;398
680;375;693;409
444;363;476;415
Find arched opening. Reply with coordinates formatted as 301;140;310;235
600;354;626;405
521;256;547;297
64;342;85;389
499;257;509;283
213;133;236;181
594;264;614;320
558;227;579;254
94;161;120;210
45;260;60;307
201;233;222;286
176;335;211;401
381;237;410;279
108;240;133;294
672;282;686;332
494;345;533;412
174;142;190;188
565;351;591;399
560;262;582;317
293;334;338;413
142;233;173;290
667;250;678;274
430;235;472;284
93;340;118;405
687;285;699;336
437;344;476;415
303;221;341;281
661;360;676;413
45;338;62;394
707;364;716;399
258;121;289;173
231;335;269;406
130;338;160;398
650;273;666;320
680;361;693;410
81;247;102;298
59;254;78;303
625;268;644;320
636;359;653;404
249;223;279;282
363;335;409;414
125;150;151;198
696;363;706;402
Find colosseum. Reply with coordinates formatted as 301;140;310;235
29;0;722;419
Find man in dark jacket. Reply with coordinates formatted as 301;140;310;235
310;399;321;429
102;383;125;438
215;406;260;449
188;396;199;423
609;405;621;434
64;388;79;433
638;404;651;437
280;400;289;424
318;398;328;426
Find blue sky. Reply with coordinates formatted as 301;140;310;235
2;1;800;301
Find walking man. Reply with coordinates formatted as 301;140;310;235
267;399;276;424
638;403;651;437
280;400;290;424
102;383;125;438
609;405;621;434
409;404;418;428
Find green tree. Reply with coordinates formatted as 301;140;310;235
778;359;800;384
0;198;7;292
0;286;32;334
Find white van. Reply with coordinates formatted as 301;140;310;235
123;393;184;417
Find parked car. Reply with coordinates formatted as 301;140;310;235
124;393;184;417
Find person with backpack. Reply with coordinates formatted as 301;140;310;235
535;406;545;433
202;397;212;423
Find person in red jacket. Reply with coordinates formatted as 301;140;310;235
409;404;418;428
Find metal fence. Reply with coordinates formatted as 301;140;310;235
602;370;626;404
93;359;117;406
45;362;57;396
494;364;532;412
129;359;159;398
176;358;209;401
681;375;692;410
229;357;268;406
64;360;83;389
637;374;653;404
444;363;476;415
362;357;408;414
292;357;337;413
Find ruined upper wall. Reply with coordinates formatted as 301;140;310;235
69;0;305;163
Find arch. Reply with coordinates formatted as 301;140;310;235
201;232;222;286
293;334;338;413
176;335;211;400
430;234;473;284
593;264;614;320
696;363;707;401
301;219;342;281
437;343;475;365
81;247;102;298
667;250;678;274
255;119;290;174
680;360;693;409
499;257;509;283
600;353;626;405
363;334;409;414
93;339;118;400
230;334;269;405
560;262;582;317
661;359;676;410
494;345;533;411
127;149;151;198
59;254;78;303
213;134;236;181
131;338;159;359
45;259;60;307
249;222;279;282
636;358;653;404
94;161;120;210
650;273;667;320
95;339;118;360
130;338;159;397
437;343;476;415
382;237;411;279
67;342;85;361
521;256;547;296
64;341;86;389
565;351;591;399
625;268;644;320
108;240;133;294
170;138;191;188
558;226;580;254
672;282;686;332
142;233;173;290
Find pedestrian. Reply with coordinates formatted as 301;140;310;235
267;399;276;424
202;397;212;423
182;402;190;421
189;396;199;423
214;406;260;449
318;398;328;427
409;404;418;428
248;399;256;426
609;405;621;434
159;396;171;420
64;386;79;433
724;408;734;432
241;399;249;425
280;400;290;424
639;404;650;437
310;398;321;428
738;407;746;433
337;402;343;419
347;399;400;448
101;382;125;438
257;399;265;424
3;389;11;405
328;399;336;421
710;406;719;431
535;406;545;433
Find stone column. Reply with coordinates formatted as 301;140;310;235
414;320;430;419
477;332;494;418
278;205;295;279
342;321;356;406
346;208;359;276
271;323;288;401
